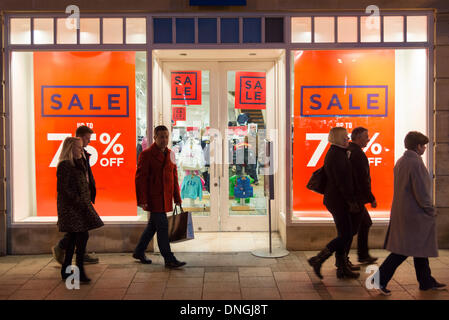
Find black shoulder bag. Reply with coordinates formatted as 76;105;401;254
306;167;327;195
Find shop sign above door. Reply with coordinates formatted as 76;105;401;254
235;71;266;109
171;71;202;105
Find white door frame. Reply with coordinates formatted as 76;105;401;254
161;61;220;231
154;54;281;232
218;61;277;231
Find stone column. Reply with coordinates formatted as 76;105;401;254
435;12;449;249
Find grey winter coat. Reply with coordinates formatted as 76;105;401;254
56;159;104;233
384;150;438;257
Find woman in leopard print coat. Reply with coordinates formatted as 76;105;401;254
56;137;103;283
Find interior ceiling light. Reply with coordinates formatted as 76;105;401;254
179;53;187;56
249;53;257;56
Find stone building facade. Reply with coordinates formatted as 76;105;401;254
1;0;449;255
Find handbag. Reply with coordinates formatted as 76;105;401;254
306;166;327;195
167;205;195;243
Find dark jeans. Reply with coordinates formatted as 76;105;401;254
62;232;89;268
344;205;373;258
134;212;175;263
325;203;354;256
378;253;437;290
357;206;373;258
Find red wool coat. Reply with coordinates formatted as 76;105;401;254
135;143;182;213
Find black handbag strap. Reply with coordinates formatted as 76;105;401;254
172;204;184;216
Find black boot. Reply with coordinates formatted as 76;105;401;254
346;257;361;271
61;245;75;281
76;255;91;283
334;256;360;271
308;247;332;279
61;264;71;280
336;254;360;279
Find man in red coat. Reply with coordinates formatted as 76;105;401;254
133;125;186;269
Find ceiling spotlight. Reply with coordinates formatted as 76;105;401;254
179;53;187;56
249;53;257;56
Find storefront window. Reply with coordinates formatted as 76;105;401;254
80;18;100;44
360;16;381;42
33;18;54;44
291;49;428;221
291;17;312;43
407;16;427;42
126;18;147;44
314;17;335;43
56;18;77;44
337;17;357;43
11;51;147;222
10;18;31;44
103;18;124;44
383;16;404;42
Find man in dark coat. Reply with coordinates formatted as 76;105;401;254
347;127;378;265
133;125;186;269
52;126;99;265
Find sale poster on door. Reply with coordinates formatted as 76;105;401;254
171;71;202;105
293;50;395;219
235;71;266;109
33;51;137;216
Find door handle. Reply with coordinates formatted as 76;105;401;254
222;138;225;178
213;135;217;178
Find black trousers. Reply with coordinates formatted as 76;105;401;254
345;205;373;258
59;233;73;250
378;253;437;290
325;203;354;256
134;212;175;263
62;232;89;268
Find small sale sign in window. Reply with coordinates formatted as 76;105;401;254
172;106;187;121
171;71;202;105
235;71;266;109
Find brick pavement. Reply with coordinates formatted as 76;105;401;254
0;249;448;300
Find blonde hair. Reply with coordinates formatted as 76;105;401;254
58;137;81;166
328;127;348;146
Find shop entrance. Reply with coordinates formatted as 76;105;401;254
153;50;282;232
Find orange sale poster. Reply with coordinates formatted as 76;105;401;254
234;71;266;109
293;50;395;219
33;51;137;216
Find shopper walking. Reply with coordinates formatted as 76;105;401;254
308;127;360;279
374;131;446;295
347;127;378;265
57;137;104;283
52;126;100;265
133;125;186;269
